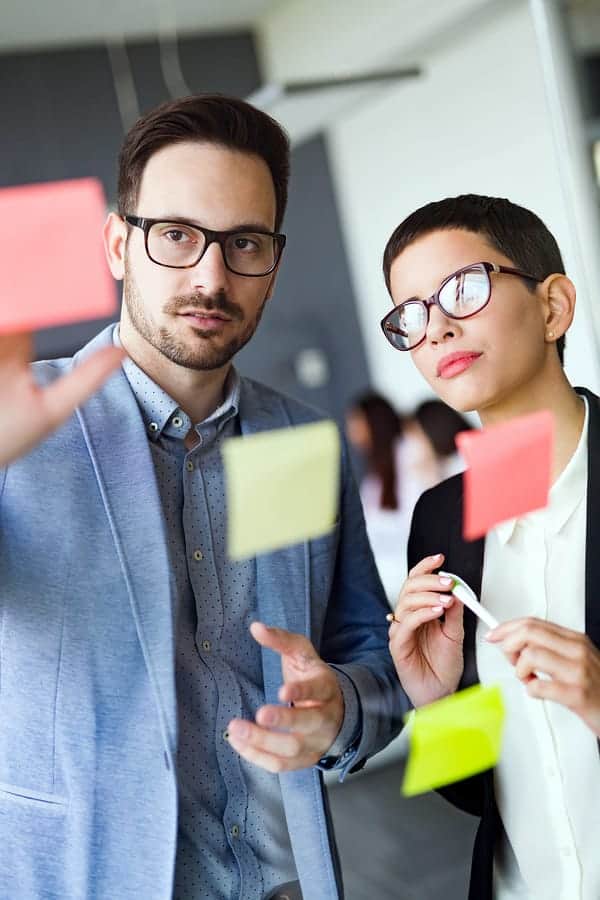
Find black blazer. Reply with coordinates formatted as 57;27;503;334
407;387;600;900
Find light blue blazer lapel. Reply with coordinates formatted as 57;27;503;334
238;378;340;900
73;327;177;762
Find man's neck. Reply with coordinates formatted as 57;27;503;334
119;326;231;425
478;366;586;484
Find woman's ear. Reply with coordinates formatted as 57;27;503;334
540;273;576;346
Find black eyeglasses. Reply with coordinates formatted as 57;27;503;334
380;261;542;351
124;215;286;277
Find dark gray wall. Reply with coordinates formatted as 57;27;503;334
0;31;371;421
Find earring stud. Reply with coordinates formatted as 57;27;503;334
547;331;554;339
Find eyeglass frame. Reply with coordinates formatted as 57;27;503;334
380;260;542;352
124;215;287;277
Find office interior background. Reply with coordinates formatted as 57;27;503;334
2;0;600;896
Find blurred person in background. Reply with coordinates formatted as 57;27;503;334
346;391;469;602
414;399;472;480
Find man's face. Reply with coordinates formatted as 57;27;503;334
116;141;279;371
388;228;548;415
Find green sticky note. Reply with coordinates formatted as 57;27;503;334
402;684;505;797
222;420;340;560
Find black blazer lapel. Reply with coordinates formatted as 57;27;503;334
446;483;485;690
579;387;600;652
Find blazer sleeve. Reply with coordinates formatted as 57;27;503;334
318;432;409;776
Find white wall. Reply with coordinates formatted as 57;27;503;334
259;0;600;413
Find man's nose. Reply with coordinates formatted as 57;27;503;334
189;240;229;294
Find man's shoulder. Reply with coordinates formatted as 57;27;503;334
238;375;333;428
31;324;117;386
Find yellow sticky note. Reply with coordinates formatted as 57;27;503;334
222;420;340;560
402;684;505;797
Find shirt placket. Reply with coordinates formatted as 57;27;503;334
184;426;263;900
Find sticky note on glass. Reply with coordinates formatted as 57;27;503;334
222;420;340;559
0;177;116;333
455;410;553;541
402;684;505;797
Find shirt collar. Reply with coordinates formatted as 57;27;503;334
494;396;589;545
114;324;240;441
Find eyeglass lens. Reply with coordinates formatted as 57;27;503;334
147;222;279;275
385;265;491;350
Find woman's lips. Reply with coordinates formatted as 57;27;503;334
437;351;482;379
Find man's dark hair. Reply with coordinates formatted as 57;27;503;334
382;194;566;364
117;94;290;231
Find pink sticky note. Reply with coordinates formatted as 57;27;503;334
456;410;554;541
0;177;116;333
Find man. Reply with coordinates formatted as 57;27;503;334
0;95;403;900
383;194;600;900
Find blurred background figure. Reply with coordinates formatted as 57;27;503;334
414;399;472;481
346;392;472;604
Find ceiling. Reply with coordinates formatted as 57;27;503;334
0;0;274;53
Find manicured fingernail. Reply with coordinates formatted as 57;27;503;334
432;605;443;613
439;594;452;605
484;630;496;641
431;553;442;560
439;576;453;586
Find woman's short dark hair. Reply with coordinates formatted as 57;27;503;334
117;94;290;230
382;194;566;364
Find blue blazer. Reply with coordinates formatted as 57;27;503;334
0;326;405;900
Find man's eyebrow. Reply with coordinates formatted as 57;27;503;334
157;215;276;233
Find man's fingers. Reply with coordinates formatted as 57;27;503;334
0;331;33;367
255;703;326;735
43;347;125;427
250;622;319;668
278;672;336;705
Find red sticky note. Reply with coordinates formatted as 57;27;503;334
456;410;554;541
0;177;116;333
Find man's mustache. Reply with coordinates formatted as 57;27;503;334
164;293;244;321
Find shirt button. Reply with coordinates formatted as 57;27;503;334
148;422;159;434
193;549;203;561
172;415;183;428
186;461;194;472
230;824;240;838
202;639;211;652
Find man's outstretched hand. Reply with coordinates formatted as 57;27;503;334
227;623;345;773
0;332;124;468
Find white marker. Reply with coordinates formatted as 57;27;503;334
439;571;499;630
440;571;551;681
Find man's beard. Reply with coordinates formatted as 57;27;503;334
122;263;267;371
